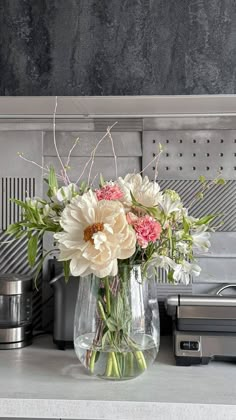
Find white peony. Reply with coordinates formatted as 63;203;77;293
54;190;136;278
117;173;162;209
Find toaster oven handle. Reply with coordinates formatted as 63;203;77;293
216;284;236;296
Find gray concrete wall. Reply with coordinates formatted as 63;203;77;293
0;0;236;95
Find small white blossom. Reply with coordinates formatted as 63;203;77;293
53;183;78;204
173;260;201;285
191;226;211;253
159;190;182;216
176;241;189;255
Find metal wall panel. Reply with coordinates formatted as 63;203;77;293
143;129;236;292
44;131;142;157
143;130;236;180
0;132;43;330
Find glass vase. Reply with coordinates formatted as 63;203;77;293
74;265;160;380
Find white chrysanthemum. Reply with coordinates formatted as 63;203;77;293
54;190;136;278
117;173;162;209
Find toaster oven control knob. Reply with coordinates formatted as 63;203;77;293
180;341;199;351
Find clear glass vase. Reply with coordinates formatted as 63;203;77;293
74;264;160;380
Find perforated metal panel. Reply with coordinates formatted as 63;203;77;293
141;129;236;292
143;130;236;180
143;131;236;232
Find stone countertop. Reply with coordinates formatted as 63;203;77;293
1;335;236;420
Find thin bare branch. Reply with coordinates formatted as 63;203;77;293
76;122;117;185
66;137;80;168
140;146;163;176
91;173;98;187
53;96;70;185
18;153;64;180
107;127;118;179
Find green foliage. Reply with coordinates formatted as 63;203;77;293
130;190;161;218
63;260;70;283
195;214;216;226
199;175;206;183
48;166;58;191
215;178;226;186
99;173;105;187
27;233;38;267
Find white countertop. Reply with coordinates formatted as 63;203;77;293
1;335;236;420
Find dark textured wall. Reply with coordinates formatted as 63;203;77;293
0;0;236;95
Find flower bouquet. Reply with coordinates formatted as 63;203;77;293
7;124;224;380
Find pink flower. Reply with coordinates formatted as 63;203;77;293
132;215;162;249
95;185;123;201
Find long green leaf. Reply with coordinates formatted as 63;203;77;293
195;214;216;226
48;166;58;191
63;260;70;283
28;233;38;267
33;249;55;290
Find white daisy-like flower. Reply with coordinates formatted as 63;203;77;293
54;190;136;278
191;225;211;253
173;260;201;285
117;173;162;209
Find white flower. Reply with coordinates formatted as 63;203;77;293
147;254;177;277
173;261;201;285
52;183;78;203
54;190;136;278
191;226;211;252
117;173;162;209
176;241;189;255
159;190;182;216
43;204;56;217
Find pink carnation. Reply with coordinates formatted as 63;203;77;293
95;184;123;201
133;215;162;248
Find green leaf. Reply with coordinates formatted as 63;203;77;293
27;233;38;267
106;316;118;332
33;249;54;290
199;175;206;183
99;173;105;187
196;192;204;200
10;198;29;210
48;166;58;191
183;216;190;234
215;178;226;186
6;223;21;235
63;260;70;283
168;270;174;283
101;330;109;349
195;214;216;226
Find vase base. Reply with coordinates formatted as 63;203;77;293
74;332;158;380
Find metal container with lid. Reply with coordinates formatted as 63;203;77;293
0;273;32;349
